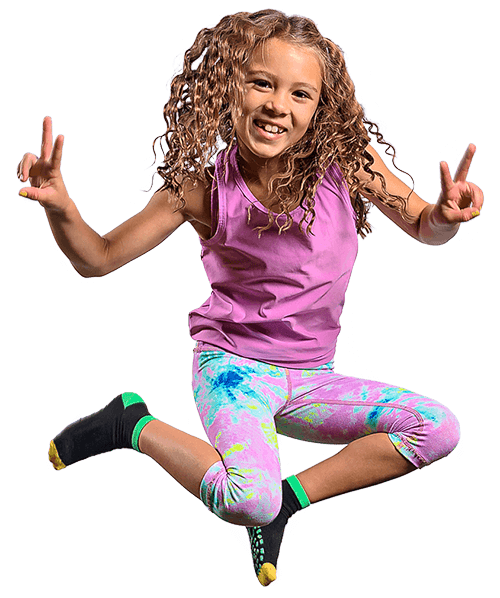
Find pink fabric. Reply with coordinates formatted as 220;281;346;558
188;145;358;368
192;344;460;525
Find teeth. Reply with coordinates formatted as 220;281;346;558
257;121;285;134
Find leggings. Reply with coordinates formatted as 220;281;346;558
192;342;460;527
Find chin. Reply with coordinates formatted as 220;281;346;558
244;139;290;162
237;127;292;161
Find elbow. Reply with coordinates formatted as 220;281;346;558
73;264;118;279
79;270;103;278
72;239;112;278
73;260;119;278
72;262;108;278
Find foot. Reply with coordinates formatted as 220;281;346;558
247;477;308;586
48;392;154;469
247;524;281;586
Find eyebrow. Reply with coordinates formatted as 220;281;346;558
246;69;319;94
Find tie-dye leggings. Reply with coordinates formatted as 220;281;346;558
192;342;460;527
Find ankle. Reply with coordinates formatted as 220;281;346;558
285;475;311;511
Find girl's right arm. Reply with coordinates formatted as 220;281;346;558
18;117;189;277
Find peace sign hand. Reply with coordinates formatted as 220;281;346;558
435;144;484;226
17;116;71;212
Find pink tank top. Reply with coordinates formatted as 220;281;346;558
188;145;358;368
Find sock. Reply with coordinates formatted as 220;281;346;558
48;392;155;470
247;475;311;586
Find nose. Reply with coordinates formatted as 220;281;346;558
264;90;290;116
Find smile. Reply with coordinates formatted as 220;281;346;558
254;120;287;135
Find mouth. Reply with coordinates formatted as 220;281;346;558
253;119;287;137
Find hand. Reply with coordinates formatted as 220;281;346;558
17;116;71;212
434;144;484;226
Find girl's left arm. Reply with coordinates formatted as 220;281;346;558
358;144;484;245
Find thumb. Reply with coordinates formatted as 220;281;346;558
19;184;70;211
19;187;43;201
18;186;57;206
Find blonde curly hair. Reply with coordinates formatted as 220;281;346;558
153;9;415;238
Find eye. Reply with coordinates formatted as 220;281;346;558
253;79;272;89
293;90;310;100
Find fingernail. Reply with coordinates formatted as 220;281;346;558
472;210;480;217
19;191;28;197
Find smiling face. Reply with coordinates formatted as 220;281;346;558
234;37;323;169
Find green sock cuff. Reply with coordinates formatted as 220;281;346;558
131;415;156;452
286;475;311;509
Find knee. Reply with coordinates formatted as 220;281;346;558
221;496;281;527
420;403;461;466
201;464;282;526
216;480;282;526
434;407;461;459
391;401;461;468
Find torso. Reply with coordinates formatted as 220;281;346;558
246;182;303;214
182;166;303;241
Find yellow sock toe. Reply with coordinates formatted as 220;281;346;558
48;440;66;470
258;563;277;586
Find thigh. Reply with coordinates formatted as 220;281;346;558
192;346;289;506
275;368;442;446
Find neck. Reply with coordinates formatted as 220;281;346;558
236;147;283;200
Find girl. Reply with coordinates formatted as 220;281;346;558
17;9;483;587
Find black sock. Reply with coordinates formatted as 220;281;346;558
247;475;310;586
48;392;155;469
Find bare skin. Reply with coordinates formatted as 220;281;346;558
137;420;221;498
233;39;322;200
137;420;415;504
17;37;483;512
296;433;416;504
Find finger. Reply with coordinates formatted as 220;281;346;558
439;161;454;194
51;134;64;171
450;184;483;222
453;143;476;183
40;116;53;161
18;153;39;182
461;205;481;222
468;182;484;213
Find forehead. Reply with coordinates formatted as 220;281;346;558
247;37;323;87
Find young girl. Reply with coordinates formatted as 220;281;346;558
17;9;483;587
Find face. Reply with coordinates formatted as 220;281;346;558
234;37;323;167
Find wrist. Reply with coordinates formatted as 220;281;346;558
44;196;76;219
428;203;458;232
418;204;459;245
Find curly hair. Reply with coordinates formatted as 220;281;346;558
153;9;416;238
